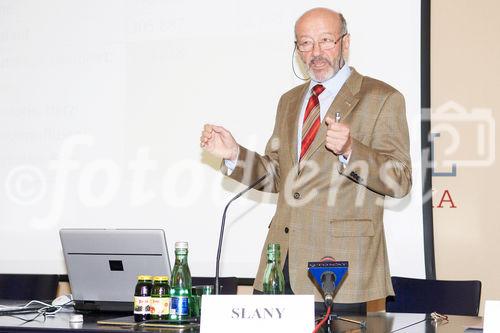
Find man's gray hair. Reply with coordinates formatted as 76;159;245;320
339;13;348;35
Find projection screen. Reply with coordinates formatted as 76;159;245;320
0;0;426;280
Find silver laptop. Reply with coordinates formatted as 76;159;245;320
60;228;171;312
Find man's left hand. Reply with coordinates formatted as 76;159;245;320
325;116;352;158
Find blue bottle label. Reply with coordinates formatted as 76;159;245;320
170;296;189;316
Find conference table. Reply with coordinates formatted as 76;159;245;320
0;308;483;332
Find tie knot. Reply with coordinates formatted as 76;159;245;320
312;84;325;97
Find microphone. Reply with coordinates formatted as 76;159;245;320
215;173;269;295
308;257;348;307
291;45;309;81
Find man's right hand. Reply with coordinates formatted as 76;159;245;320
200;124;239;161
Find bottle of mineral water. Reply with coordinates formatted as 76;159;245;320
169;241;192;320
263;243;285;294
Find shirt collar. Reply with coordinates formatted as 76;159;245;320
309;64;351;95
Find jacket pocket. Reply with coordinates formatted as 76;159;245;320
329;219;374;237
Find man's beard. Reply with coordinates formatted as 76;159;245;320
307;55;341;82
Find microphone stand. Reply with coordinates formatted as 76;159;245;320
214;174;268;294
310;258;366;331
322;280;366;332
326;309;366;333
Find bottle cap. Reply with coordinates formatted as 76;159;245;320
153;275;169;282
137;275;153;281
175;241;189;249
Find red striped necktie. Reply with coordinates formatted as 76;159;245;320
300;84;325;160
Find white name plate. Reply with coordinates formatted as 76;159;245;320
484;300;500;333
200;295;314;333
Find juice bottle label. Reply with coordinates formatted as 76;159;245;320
134;296;150;315
150;296;170;316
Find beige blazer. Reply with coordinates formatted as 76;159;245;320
221;68;412;303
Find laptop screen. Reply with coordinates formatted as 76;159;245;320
60;229;171;308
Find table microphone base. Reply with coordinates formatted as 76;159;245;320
326;312;366;333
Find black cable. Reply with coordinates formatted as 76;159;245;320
9;311;47;324
0;308;36;315
0;299;73;321
215;174;268;294
389;317;428;332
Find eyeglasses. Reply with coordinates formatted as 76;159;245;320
295;33;347;52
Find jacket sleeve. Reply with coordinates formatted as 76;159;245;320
220;96;284;193
339;91;412;198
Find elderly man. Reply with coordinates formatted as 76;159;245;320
200;8;411;313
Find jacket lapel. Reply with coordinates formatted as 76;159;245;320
284;83;309;166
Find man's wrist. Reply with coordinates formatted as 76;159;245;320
342;149;352;160
339;149;352;165
228;145;239;162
